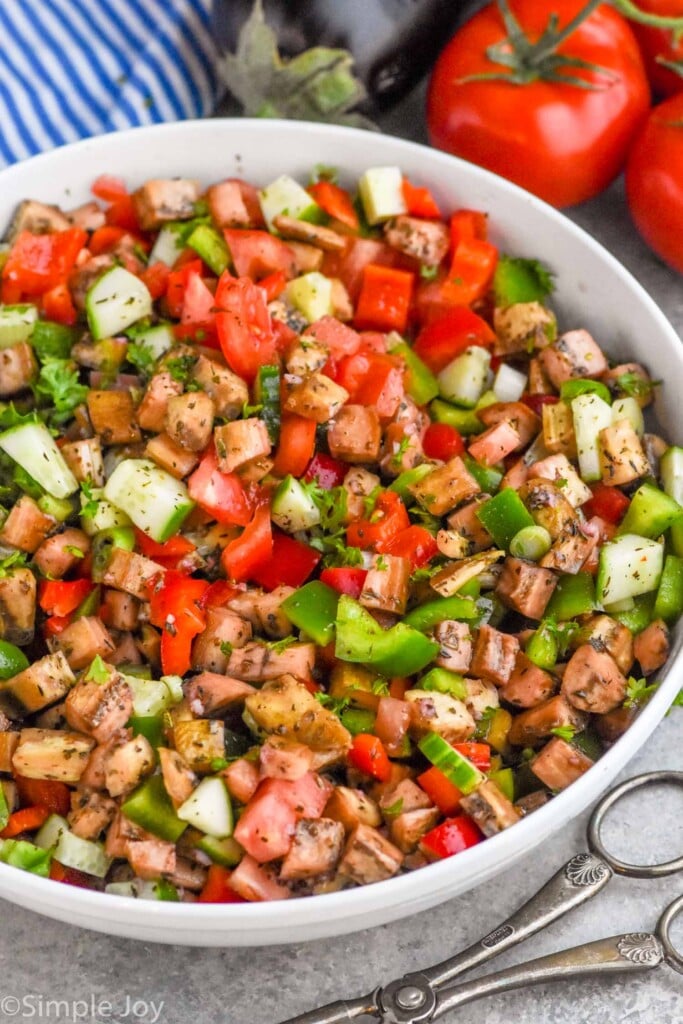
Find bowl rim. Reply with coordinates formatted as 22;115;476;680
0;117;680;937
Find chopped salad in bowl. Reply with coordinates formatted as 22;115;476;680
0;154;681;909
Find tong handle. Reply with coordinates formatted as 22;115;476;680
434;931;664;1017
422;851;612;987
277;994;378;1023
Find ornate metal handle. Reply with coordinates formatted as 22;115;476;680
277;994;379;1023
421;852;612;988
433;932;664;1018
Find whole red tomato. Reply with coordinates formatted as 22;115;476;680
426;0;651;207
625;91;683;273
630;0;683;97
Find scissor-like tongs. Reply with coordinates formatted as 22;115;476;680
278;771;683;1023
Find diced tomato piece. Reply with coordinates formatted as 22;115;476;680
91;174;128;202
521;393;559;416
453;742;491;773
303;316;361;359
353;354;405;419
451;209;489;242
423;422;466;461
41;282;77;325
319;567;368;598
181;269;216;325
221;502;273;583
258;270;287;302
215;273;277;384
383;525;438;570
223;229;295;282
347;734;391;782
2;228;87;298
324;237;399;302
420;815;483;859
166;259;203;319
308;180;359;231
304;452;348;489
141;260;171;301
413;307;496;373
234;775;330;863
250;531;320;590
89;224;128;255
583;483;630;525
402;178;442;219
346;490;410;551
39;578;93;618
188;450;253;526
15;777;71;816
198;864;247;903
418;766;463;816
354;264;414;334
272;414;317;478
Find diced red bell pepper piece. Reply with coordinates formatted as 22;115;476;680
43;615;71;638
134;529;197;571
2;228;87;298
423;422;466;461
141;260;171;301
402;178;442;219
319;567;368;599
354;264;414;334
221;502;274;583
417;766;463;816
304;452;348;490
92;177;140;233
272;415;317;478
413;307;496;373
89;224;129;255
307;180;360;231
353;354;405;419
0;806;50;838
348;734;392;782
39;578;93;618
15;777;71;816
187;450;253;527
250;531;321;591
521;393;559;416
453;742;491;773
200;580;241;609
258;270;287;303
148;571;209;677
166;259;204;319
41;282;77;325
583;483;630;526
215;273;277;385
382;525;438;570
198;864;247;903
346;490;410;551
421;815;483;859
440;211;498;307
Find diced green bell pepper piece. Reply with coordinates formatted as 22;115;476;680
335;596;439;677
341;708;376;735
612;592;656;634
476;489;535;550
572;729;603;762
73;585;101;621
671;520;683;559
387;338;439;405
0;639;29;680
0;838;52;876
617;483;683;540
489;767;515;803
463;455;503;496
187;223;230;275
0;783;9;831
458;578;481;600
560;378;611;405
38;493;74;522
389;463;434;502
129;714;167;749
196;834;243;868
403;595;479;632
91;526;136;582
653;554;683;625
30;320;78;361
545;572;595;620
281;581;339;646
418;733;485;794
122;775;187;843
493;255;554;306
525;622;559;670
255;364;281;444
418;667;467;698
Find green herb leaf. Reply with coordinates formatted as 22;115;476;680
613;371;659;400
80;480;99;520
624;676;659;709
315;692;350;715
550;725;576;743
0;550;28;578
127;342;156;379
265;635;298;655
85;655;110;685
0;403;40;430
383;797;404;818
33;358;88;424
219;641;234;657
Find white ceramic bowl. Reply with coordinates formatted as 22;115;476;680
0;119;680;946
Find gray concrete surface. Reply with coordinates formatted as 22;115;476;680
1;91;682;1024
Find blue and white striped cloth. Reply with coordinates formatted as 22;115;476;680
0;0;221;168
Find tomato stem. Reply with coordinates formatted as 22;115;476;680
611;0;683;30
656;56;683;82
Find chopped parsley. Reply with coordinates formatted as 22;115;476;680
0;550;28;577
623;676;659;709
166;354;199;388
80;480;99;520
550;725;577;743
85;655;109;685
383;797;404;817
33;358;88;424
614;371;659;400
219;641;234;657
127;342;156;378
315;692;350;715
265;636;298;655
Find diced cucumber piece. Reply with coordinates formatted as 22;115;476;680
35;813;69;850
105;879;179;900
124;675;176;718
661;446;683;506
287;271;333;323
438;347;491;408
162;674;184;704
418;732;485;794
596;534;664;606
493;362;527;403
358;166;407;225
104;458;194;542
272;475;321;532
80;489;132;537
187;223;230;275
0;304;38;347
0;421;78;498
149;225;185;267
53;829;111;878
259;174;322;230
571;392;613;482
617;482;683;539
612;396;644;437
196;834;243;868
127;322;175;360
86;266;153;340
177;777;233;838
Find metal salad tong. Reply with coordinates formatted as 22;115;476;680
278;770;683;1023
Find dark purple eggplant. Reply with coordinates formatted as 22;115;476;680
213;0;478;114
